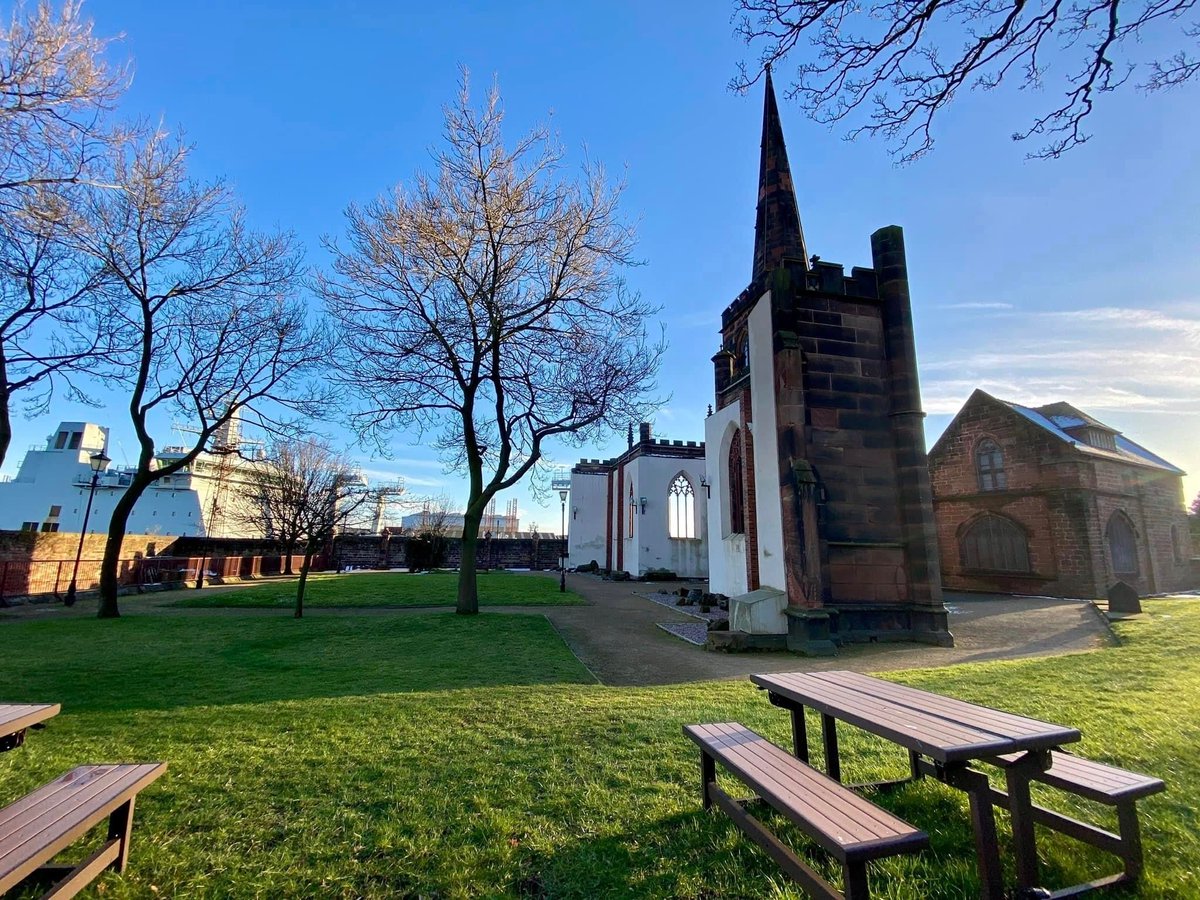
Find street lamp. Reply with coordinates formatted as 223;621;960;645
64;450;111;607
558;487;568;592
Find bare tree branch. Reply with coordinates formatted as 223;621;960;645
731;0;1200;160
319;71;664;614
0;1;131;466
74;129;332;618
238;437;376;615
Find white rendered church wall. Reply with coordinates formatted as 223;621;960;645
567;470;608;568
748;293;786;592
705;401;748;596
624;454;708;577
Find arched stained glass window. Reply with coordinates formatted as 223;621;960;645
668;474;695;539
728;429;745;535
961;515;1030;572
977;439;1006;491
1107;513;1138;575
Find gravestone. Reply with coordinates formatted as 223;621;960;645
1107;581;1141;614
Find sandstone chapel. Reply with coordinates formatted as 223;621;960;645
703;71;953;653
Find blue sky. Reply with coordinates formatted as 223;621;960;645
4;0;1199;527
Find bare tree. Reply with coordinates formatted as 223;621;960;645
0;185;119;465
0;1;129;466
404;493;455;571
242;438;373;617
0;1;127;198
320;75;663;615
75;131;330;618
732;0;1200;161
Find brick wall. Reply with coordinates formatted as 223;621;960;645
333;534;566;571
0;531;176;561
930;392;1196;598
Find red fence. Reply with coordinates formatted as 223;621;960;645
0;553;322;604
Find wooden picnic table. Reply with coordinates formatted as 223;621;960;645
752;670;1081;899
0;704;59;753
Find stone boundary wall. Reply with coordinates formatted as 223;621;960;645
333;533;567;571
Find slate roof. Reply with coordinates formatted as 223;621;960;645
991;394;1185;475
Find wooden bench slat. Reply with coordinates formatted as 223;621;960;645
754;673;1017;762
815;672;1079;744
695;724;902;844
0;763;166;894
686;723;928;862
0;703;61;737
992;751;1165;804
0;766;129;841
702;723;917;842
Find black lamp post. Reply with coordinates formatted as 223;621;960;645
64;450;111;607
558;487;568;592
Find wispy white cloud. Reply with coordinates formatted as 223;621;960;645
921;304;1200;420
937;301;1014;310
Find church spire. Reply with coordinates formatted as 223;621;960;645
752;67;808;280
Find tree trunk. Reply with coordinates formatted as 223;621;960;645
283;538;296;575
0;379;10;471
97;473;152;618
456;508;483;615
295;549;314;618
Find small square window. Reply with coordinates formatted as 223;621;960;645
68;432;82;449
48;505;62;517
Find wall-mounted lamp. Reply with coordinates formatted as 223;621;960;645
699;475;711;499
639;496;647;515
572;505;579;520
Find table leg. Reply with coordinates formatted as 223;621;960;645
821;714;841;783
791;705;809;763
1005;767;1039;891
944;764;1005;900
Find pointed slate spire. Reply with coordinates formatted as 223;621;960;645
752;67;808;280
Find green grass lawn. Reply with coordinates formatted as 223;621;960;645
1;601;1197;898
173;570;585;609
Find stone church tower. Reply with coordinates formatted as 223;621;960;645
703;71;952;653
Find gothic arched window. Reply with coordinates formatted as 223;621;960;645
961;515;1030;572
668;474;696;539
976;439;1006;491
1107;513;1138;575
728;429;745;535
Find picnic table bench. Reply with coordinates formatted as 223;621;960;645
0;705;60;754
685;723;928;899
0;763;167;898
748;670;1162;899
0;703;167;899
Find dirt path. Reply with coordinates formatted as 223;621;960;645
538;574;1111;686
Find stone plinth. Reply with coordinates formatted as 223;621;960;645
729;586;787;634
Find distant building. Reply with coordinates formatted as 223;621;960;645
929;390;1195;598
568;422;708;578
399;511;520;535
0;421;265;538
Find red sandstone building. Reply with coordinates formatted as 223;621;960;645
703;71;951;652
929;389;1195;599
